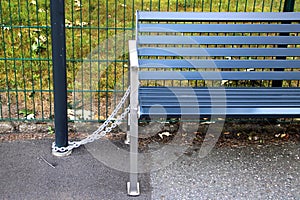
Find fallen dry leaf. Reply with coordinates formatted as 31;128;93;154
158;132;171;139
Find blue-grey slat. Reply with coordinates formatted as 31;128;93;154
140;96;300;101
138;24;300;33
139;107;300;118
140;90;300;96
138;36;300;45
140;104;300;108
139;71;300;80
139;93;300;97
139;86;300;117
139;87;300;92
140;94;300;99
140;97;300;101
138;11;300;21
140;95;300;100
140;96;300;100
138;47;300;57
139;59;300;69
141;101;300;105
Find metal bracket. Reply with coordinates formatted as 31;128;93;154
127;182;140;196
138;105;141;118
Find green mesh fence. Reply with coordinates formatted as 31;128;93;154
0;0;298;122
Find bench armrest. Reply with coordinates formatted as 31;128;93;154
129;40;139;68
128;40;140;118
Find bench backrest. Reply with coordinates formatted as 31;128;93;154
136;11;300;87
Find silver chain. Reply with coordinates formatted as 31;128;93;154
52;86;131;153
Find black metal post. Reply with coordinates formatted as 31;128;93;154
272;0;295;87
50;0;68;149
283;0;295;11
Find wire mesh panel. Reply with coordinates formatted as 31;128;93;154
0;0;297;122
0;0;52;121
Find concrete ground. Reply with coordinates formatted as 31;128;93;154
0;139;299;200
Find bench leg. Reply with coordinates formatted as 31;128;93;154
128;40;140;195
127;107;140;196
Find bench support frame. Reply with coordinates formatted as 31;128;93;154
127;10;300;196
127;40;140;196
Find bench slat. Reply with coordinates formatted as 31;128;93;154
139;59;300;69
138;36;300;45
141;104;300;108
139;87;300;118
138;47;300;57
140;87;300;92
140;95;300;101
139;24;300;33
139;71;300;80
139;88;300;95
138;11;300;22
139;107;300;118
139;90;300;96
140;97;300;102
140;96;300;101
141;100;300;105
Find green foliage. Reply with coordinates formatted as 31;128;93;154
47;126;54;135
0;0;287;90
18;109;34;116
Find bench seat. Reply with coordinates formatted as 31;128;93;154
139;87;300;118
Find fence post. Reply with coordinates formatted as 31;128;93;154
272;0;295;87
283;0;295;11
50;0;70;156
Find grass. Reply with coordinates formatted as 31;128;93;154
0;0;298;121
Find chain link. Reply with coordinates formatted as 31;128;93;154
52;87;131;153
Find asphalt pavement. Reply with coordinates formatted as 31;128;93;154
1;139;299;200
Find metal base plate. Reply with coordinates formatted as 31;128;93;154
127;182;140;196
52;149;72;157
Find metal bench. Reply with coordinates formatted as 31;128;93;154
127;11;300;196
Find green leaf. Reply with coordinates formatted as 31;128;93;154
18;109;34;116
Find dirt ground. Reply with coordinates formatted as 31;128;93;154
1;119;299;151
